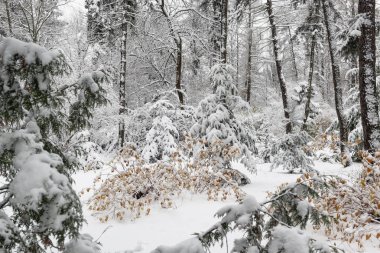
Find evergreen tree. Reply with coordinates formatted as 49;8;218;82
142;115;179;163
0;37;106;252
190;64;255;173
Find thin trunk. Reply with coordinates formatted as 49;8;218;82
221;0;228;63
118;15;128;148
322;0;349;158
267;0;292;134
4;0;13;35
288;27;298;82
211;0;222;64
175;37;184;106
236;24;239;89
245;0;253;103
159;0;185;106
302;33;316;130
358;0;380;151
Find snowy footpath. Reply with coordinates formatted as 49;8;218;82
73;161;378;253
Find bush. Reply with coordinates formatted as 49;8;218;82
152;173;342;253
87;140;246;221
271;131;314;173
316;151;380;248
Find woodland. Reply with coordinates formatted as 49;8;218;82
0;0;380;252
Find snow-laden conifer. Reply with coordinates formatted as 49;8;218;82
190;64;256;173
0;37;106;252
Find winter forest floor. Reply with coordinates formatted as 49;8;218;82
73;160;379;253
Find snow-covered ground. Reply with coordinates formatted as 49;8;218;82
73;161;377;253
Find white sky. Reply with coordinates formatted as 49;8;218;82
60;0;86;20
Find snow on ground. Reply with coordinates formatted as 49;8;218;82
72;161;376;253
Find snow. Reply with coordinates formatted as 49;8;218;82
215;196;259;224
0;38;59;66
297;200;310;219
268;226;309;253
152;238;205;253
64;234;101;253
1;121;77;232
70;160;379;253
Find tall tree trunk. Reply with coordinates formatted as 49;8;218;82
236;23;240;89
302;33;316;130
321;0;350;162
358;0;380;151
221;0;228;63
267;0;292;134
175;37;184;106
159;0;185;106
118;11;128;148
245;0;253;103
4;0;13;35
288;27;298;82
211;0;222;64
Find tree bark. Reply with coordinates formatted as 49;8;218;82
288;27;298;82
245;0;253;103
266;0;292;134
118;7;128;148
211;0;222;64
221;0;228;63
358;0;380;151
159;0;185;106
302;33;316;130
175;37;184;106
322;0;349;155
4;0;13;35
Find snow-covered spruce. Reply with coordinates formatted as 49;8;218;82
271;131;314;173
142;115;179;163
190;64;256;173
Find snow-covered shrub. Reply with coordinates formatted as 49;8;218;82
291;82;320;132
271;131;314;173
87;142;245;221
311;134;340;163
0;38;106;251
124;100;194;152
191;64;256;173
316;151;380;248
64;234;101;253
142;115;179;163
70;130;105;170
153;173;341;253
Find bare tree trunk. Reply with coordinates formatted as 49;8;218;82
302;33;316;130
4;0;13;35
236;23;240;89
358;0;380;151
322;0;350;163
118;8;128;148
267;0;292;134
245;0;253;103
211;0;222;64
288;27;298;82
159;0;185;106
118;31;127;148
221;0;228;63
175;37;184;106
